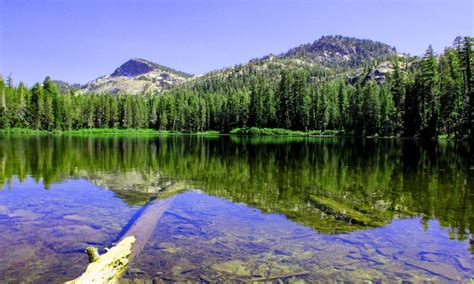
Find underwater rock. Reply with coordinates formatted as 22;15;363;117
10;209;41;219
376;247;400;257
405;260;462;281
0;205;9;214
63;214;92;223
420;252;438;262
211;260;252;276
171;259;197;276
159;242;178;254
455;256;472;271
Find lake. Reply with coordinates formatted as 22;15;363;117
0;135;472;282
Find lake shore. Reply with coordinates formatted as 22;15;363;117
0;127;461;140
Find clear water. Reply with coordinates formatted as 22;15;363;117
0;135;472;282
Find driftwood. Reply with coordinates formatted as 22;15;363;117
66;182;186;283
65;236;136;284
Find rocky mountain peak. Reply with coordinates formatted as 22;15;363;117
282;35;397;68
110;58;156;77
81;58;192;95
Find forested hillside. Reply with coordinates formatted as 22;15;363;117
0;36;472;139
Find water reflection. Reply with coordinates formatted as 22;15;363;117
127;191;473;282
0;135;472;281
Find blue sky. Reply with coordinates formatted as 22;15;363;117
0;0;472;85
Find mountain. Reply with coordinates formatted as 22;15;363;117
176;35;403;92
80;58;192;95
77;36;401;95
281;35;398;68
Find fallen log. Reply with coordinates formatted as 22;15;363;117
65;236;136;284
121;196;176;259
66;182;187;283
309;194;384;227
117;181;186;258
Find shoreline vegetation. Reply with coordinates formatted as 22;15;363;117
0;127;458;140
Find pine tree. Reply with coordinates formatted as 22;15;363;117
17;82;28;128
148;96;159;129
0;77;8;128
352;83;365;135
248;80;261;127
199;97;208;131
109;96;119;128
121;95;134;128
417;46;440;138
460;37;473;140
30;83;44;129
326;81;340;130
62;95;74;130
292;70;310;130
403;76;421;137
316;87;329;130
84;96;96;128
277;70;293;129
337;81;349;131
261;79;276;127
42;77;59;130
390;57;406;134
439;47;463;136
379;84;394;136
362;80;381;136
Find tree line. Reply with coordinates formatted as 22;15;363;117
0;36;472;139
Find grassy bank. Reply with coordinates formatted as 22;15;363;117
0;128;220;137
61;128;170;136
0;127;455;140
0;127;344;137
0;128;51;135
230;127;344;137
62;129;223;136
